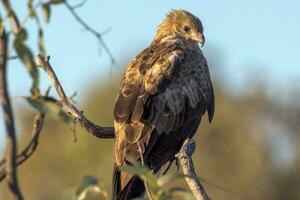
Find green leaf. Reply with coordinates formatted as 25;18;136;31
121;162;159;194
26;96;71;123
168;188;194;200
75;176;108;200
16;28;28;41
14;30;40;95
120;165;149;177
76;176;98;197
27;0;36;17
42;3;51;23
157;173;185;187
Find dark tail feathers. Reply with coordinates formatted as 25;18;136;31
112;165;145;200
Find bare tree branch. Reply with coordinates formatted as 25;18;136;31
177;139;211;200
64;1;117;67
69;0;88;9
7;55;18;60
35;54;115;138
0;26;23;200
0;86;51;182
0;113;45;182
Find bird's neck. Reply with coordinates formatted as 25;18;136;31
153;30;174;42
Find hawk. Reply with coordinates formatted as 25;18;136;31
112;9;215;200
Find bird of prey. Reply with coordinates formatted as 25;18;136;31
112;9;215;200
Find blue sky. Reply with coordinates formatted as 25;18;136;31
0;0;300;150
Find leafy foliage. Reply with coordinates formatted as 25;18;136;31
26;96;71;123
41;0;65;24
41;3;51;24
121;160;193;200
13;28;40;95
75;176;108;200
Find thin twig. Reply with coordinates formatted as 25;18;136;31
71;119;77;142
0;113;45;182
0;26;23;200
21;0;42;25
64;1;118;67
7;55;18;60
35;54;115;138
69;0;88;9
176;139;211;200
0;87;50;182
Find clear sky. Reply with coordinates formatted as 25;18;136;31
0;0;300;150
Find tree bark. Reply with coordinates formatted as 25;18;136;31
177;139;211;200
0;27;24;200
35;55;115;138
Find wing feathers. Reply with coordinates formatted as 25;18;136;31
114;37;215;167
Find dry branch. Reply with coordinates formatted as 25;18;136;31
69;0;88;9
177;139;211;200
35;54;115;138
0;27;24;200
64;1;117;66
0;86;50;170
0;112;45;182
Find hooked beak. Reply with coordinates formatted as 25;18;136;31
198;33;205;47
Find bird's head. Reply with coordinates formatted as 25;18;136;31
156;9;205;46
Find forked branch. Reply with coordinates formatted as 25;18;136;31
0;86;50;174
0;113;45;182
35;54;115;138
64;1;117;66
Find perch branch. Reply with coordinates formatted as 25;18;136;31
35;54;115;138
177;139;211;200
0;26;23;200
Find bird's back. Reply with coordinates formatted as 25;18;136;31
112;35;214;200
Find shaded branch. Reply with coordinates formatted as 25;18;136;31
0;86;50;182
177;139;211;200
64;1;117;66
0;26;23;200
0;113;45;182
35;54;115;138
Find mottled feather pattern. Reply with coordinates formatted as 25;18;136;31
113;34;214;200
112;10;215;200
114;38;185;166
142;44;213;134
114;36;213;167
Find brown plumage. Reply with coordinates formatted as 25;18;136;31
112;9;214;200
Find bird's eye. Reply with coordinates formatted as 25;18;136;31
183;26;191;33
